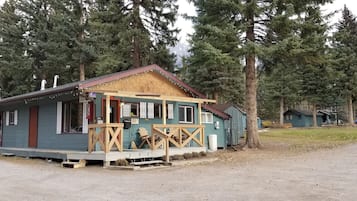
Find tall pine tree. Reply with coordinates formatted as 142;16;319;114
0;0;33;97
89;0;179;73
186;0;244;104
332;5;357;125
299;5;331;127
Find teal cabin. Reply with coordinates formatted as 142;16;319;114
284;109;323;127
0;65;228;164
211;104;245;146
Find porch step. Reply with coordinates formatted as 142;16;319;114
61;159;86;169
1;153;15;157
130;160;165;166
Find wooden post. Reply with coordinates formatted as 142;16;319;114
88;128;92;153
105;95;110;124
162;99;169;162
198;102;202;125
105;95;110;153
162;99;167;125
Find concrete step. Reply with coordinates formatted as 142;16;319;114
61;159;86;169
130;160;165;166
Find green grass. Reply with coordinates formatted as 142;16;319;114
260;127;357;151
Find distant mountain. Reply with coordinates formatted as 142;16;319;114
170;42;190;67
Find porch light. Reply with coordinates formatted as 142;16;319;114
214;121;220;129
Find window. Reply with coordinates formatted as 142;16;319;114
179;106;193;123
154;103;161;118
5;110;18;126
62;101;83;133
122;103;139;117
201;112;213;124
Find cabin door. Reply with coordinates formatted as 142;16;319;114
102;99;121;123
28;106;39;148
0;112;3;147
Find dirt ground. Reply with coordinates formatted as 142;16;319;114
0;143;356;201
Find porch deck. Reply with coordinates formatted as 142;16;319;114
0;146;207;164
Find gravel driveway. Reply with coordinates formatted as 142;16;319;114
0;144;356;201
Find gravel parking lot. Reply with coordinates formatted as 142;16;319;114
0;144;356;201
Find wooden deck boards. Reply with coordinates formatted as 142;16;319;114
0;147;207;163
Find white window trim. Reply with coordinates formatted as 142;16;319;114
201;112;213;124
82;102;88;133
179;106;194;124
5;111;9;126
140;102;147;118
57;101;87;134
148;102;154;119
168;104;174;119
56;102;62;134
5;110;18;126
14;110;18;125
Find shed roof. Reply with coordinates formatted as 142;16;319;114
210;103;246;114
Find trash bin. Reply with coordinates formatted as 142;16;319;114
208;134;217;151
123;119;131;129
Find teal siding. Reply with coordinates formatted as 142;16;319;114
2;105;29;148
37;102;87;151
224;106;245;146
204;114;226;148
285;113;323;127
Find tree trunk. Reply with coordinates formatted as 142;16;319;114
312;104;317;127
280;96;284;126
213;91;219;103
245;0;261;148
79;0;85;81
132;0;141;68
347;94;354;126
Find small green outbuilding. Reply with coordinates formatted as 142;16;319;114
284;109;323;127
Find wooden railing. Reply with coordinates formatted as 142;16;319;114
88;123;124;153
151;124;205;150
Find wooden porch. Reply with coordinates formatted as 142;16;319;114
0;146;206;166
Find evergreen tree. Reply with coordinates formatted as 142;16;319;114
260;2;304;126
16;0;95;85
331;5;357;125
299;5;331;127
89;0;178;74
186;0;244;105
0;0;33;97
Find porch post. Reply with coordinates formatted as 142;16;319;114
162;99;169;162
198;102;202;125
105;95;110;153
105;95;110;124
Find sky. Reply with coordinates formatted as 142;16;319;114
0;0;356;43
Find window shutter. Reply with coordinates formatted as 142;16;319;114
140;102;147;118
123;104;131;117
168;104;174;119
82;102;88;133
14;110;18;125
56;102;62;134
5;111;9;126
148;103;154;119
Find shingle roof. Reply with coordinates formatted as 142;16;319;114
0;64;229;119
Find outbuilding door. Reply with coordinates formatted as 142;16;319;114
0;113;3;147
28;106;39;148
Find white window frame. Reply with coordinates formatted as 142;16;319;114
201;112;213;124
5;110;18;126
179;106;194;124
56;101;86;134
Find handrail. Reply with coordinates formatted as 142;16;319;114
88;123;124;153
151;124;205;150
